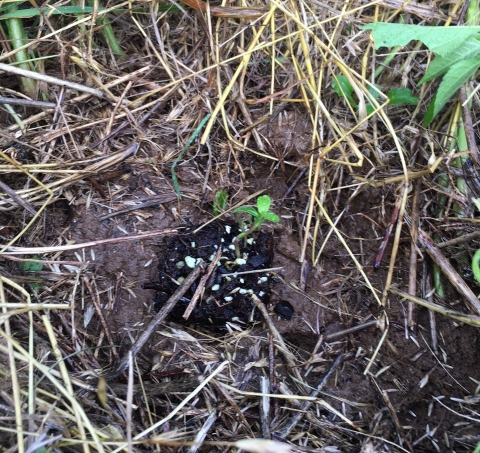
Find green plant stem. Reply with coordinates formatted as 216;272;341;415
5;4;36;97
87;0;124;56
234;220;261;258
2;102;25;131
171;114;211;199
472;249;480;285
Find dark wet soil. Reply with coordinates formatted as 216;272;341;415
147;221;275;328
21;134;479;452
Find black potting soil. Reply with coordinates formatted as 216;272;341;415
146;221;275;329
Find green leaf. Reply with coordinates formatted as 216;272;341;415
262;212;280;223
472;249;480;285
21;255;43;272
367;83;382;100
332;75;357;107
386;88;419;105
423;56;480;126
213;189;228;216
0;5;174;19
361;23;480;58
256;195;271;214
233;206;259;217
420;35;480;84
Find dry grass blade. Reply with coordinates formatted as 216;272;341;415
389;287;480;327
419;229;480;316
2;229;177;254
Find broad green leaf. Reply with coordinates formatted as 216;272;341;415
262;212;280;223
332;75;357;107
361;23;480;58
420;35;480;84
233;206;259;217
423;56;480;126
256;195;271;214
387;88;419;105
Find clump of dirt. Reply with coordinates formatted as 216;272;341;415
147;221;276;329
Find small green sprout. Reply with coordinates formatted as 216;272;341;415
21;255;43;293
332;75;419;115
21;255;43;272
213;189;229;216
472;249;480;285
232;195;279;258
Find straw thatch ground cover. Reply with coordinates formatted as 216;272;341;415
1;0;480;452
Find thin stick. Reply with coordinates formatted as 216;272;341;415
459;86;480;166
107;262;204;379
183;248;221;319
374;188;402;270
97;195;178;221
419;229;480;316
436;230;480;248
277;353;346;437
2;228;177;254
186;410;217;453
83;277;118;360
389;287;480;327
407;180;421;327
0;96;56;109
0;62;105;99
324;320;377;341
378;387;414;453
300;153;321;263
423;260;438;353
251;294;303;382
0;180;37;216
259;376;271;439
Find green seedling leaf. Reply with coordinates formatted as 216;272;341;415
472;249;480;285
262;212;280;223
213;189;228;216
419;35;480;84
387;88;419;105
233;206;259;217
361;23;480;58
473;197;480;211
367;83;382;100
21;255;43;272
256;195;271;214
424;56;480;126
332;75;357;108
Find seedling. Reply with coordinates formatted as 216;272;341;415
332;75;419;115
21;255;43;272
21;255;43;292
361;22;480;125
232;195;279;258
472;249;480;285
213;189;229;216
